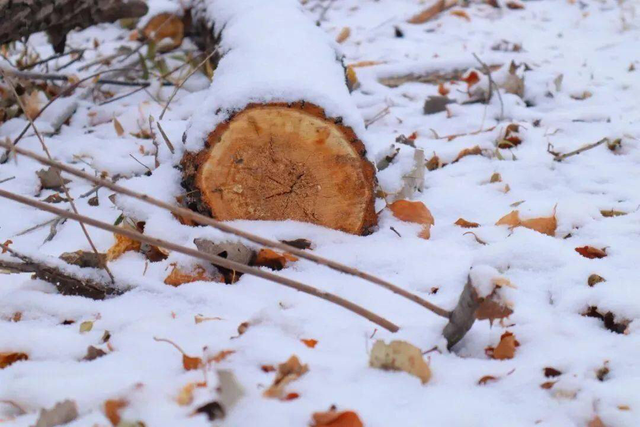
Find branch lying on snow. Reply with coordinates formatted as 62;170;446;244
0;242;119;300
0;188;400;333
1;142;450;319
550;138;613;161
0;67;176;87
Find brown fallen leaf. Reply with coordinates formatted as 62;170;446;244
496;209;557;236
540;381;556;389
253;248;298;270
576;246;607;259
142;13;184;50
478;375;499;385
113;117;125;137
490;172;502;183
407;0;457;24
487;331;519;360
455;218;479;228
301;339;318;348
497;123;522;149
83;345;106;361
454;145;482;162
194;315;223;324
438;83;450;96
544;367;562;378
106;229;141;261
450;9;471;21
506;1;525;9
261;364;276;373
34;400;78;427
388;200;434;240
263;355;309;399
588;416;606;427
336;27;351;43
0;352;28;369
183;354;202;371
476;298;513;325
588;274;605;287
21;91;42;120
208;350;235;364
496;210;521;227
104;399;128;426
346;66;358;89
312;408;364;427
369;340;431;384
164;264;221;287
426;154;440;171
37;167;70;190
600;209;627;218
59;250;106;269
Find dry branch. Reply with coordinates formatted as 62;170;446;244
0;0;148;53
0;188;400;333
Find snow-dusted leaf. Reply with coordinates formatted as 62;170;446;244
455;218;479;228
0;352;28;369
312;408;364;427
34;400;78;427
104;399;128;426
263;356;308;399
369;340;431;384
576;246;607;259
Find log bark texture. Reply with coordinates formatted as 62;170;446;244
177;0;377;235
0;0;148;52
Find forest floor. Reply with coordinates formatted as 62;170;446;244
1;0;639;426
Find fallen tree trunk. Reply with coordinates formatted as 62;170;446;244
172;0;377;235
0;0;148;53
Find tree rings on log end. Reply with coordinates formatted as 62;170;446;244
181;102;377;235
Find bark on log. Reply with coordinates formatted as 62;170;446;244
177;0;377;235
0;0;148;53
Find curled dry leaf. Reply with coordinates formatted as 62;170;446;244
426;154;440;171
209;350;235;364
195;315;223;324
478;375;499;385
450;9;471;21
106;226;141;261
253;248;298;270
576;246;607;259
0;352;28;369
497;124;522;149
113;117;125;137
486;332;519;360
34;400;78;427
104;399;128;426
454;145;482;162
369;340;431;384
495;210;557;236
588;274;606;287
312;408;364;427
263;355;309;399
37;167;70;190
544;367;562;378
455;218;479;228
388;200;434;240
600;209;626;218
164;264;221;287
335;27;351;43
301;339;318;348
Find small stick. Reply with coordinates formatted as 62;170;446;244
2;142;451;319
0;176;15;184
552;138;610;161
0;67;173;87
0;188;399;333
159;50;217;120
1;71;116;283
473;53;504;121
156;121;175;154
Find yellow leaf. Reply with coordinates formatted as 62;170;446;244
369;340;431;384
346;66;358;88
450;9;471;21
79;320;93;333
520;215;556;236
336;27;351;43
164;264;218;286
106;230;141;261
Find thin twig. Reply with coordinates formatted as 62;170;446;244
0;176;15;184
473;53;504;121
1;142;451;319
129;154;152;173
21;49;84;70
159;50;217;120
0;67;173;87
0;71;115;283
156;121;175;154
0;188;399;332
16;217;57;236
552;138;610;161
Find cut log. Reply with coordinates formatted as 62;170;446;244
0;0;148;53
178;0;377;235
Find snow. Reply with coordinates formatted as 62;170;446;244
1;0;640;426
184;0;365;152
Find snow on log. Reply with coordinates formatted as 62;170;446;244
178;0;377;235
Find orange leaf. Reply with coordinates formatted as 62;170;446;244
450;10;471;21
183;354;202;371
497;123;522;149
1;240;12;253
496;210;521;227
209;350;235;363
261;364;276;373
164;264;218;286
455;218;479;228
388;200;434;226
0;352;28;369
478;375;499;385
312;410;364;427
506;1;525;9
454;145;482;162
520;215;557;236
438;83;450;96
254;248;298;270
106;232;141;261
462;70;480;89
489;332;519;360
336;27;351;43
587;416;606;427
283;392;300;401
263;355;308;399
142;13;184;50
576;246;607;259
301;339;318;349
104;399;128;426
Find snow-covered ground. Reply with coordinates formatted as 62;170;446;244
1;0;640;426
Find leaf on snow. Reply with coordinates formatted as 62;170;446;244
194;238;255;266
113;116;125;137
312;408;364;427
369;340;431;384
388;200;434;239
588;274;605;287
0;352;28;369
37;167;70;190
575;246;607;259
423;96;454;115
455;218;479;228
454;145;482;162
104;399;128;426
164;264;222;286
301;339;318;349
59;250;107;269
486;332;519;360
335;27;351;43
253;248;298;270
496;209;557;236
263;355;309;399
34;400;78;427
